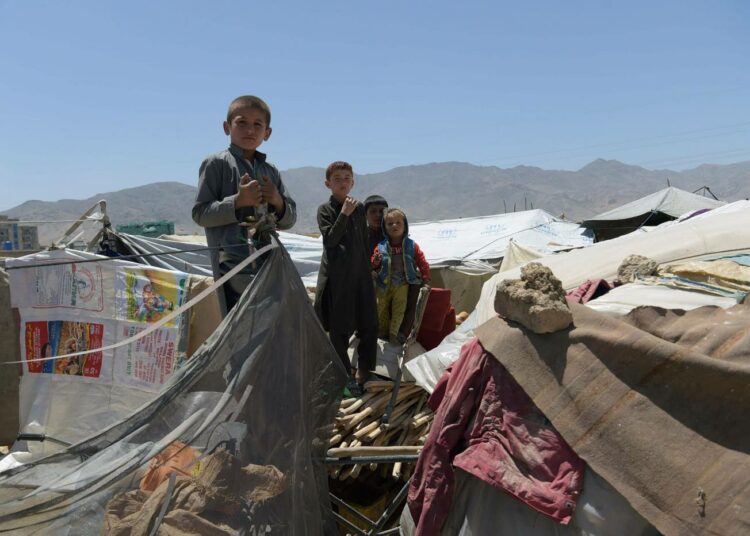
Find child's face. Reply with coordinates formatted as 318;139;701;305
223;107;271;154
325;169;354;201
385;212;405;242
366;204;386;230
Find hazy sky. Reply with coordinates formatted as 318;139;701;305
1;0;749;210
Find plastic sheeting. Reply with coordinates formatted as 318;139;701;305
498;239;544;272
406;202;750;394
585;282;739;316
404;315;477;395
661;258;750;292
582;187;724;224
0;244;347;535
407;209;592;264
118;232;324;282
474;200;750;325
400;468;658;536
139;213;590;293
6;249;193;455
429;262;496;315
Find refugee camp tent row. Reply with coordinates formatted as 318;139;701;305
117;209;592;315
0;208;592;534
402;200;750;535
4;197;746;534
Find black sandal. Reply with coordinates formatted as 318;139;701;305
345;377;363;398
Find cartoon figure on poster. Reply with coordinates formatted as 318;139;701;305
115;268;187;326
137;283;175;322
25;320;104;377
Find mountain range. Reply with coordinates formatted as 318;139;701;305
4;159;749;246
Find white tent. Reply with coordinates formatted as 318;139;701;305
409;209;591;265
127;210;592;289
581;186;725;240
407;200;750;393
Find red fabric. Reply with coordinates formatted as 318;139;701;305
412;243;431;283
417;306;456;350
565;278;615;304
408;338;584;535
419;288;451;329
417;288;455;350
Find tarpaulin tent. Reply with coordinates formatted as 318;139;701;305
115;231;324;285
581;186;725;241
401;202;750;535
498;239;543;272
5;248;195;454
408;209;591;265
122;209;592;272
407;200;750;394
475;199;750;324
116;211;592;313
0;242;346;535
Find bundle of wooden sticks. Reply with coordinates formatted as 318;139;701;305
327;381;434;481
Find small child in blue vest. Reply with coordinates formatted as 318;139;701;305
371;208;431;344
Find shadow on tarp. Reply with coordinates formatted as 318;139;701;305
0;244;347;535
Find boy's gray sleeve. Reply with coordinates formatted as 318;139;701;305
270;167;297;230
192;157;239;228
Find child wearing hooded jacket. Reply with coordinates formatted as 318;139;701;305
371;208;431;344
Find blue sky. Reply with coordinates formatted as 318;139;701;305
1;0;749;210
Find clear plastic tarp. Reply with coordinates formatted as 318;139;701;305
0;244;347;535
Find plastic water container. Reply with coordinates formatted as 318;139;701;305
2;241;12;251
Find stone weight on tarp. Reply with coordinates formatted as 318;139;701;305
493;262;572;334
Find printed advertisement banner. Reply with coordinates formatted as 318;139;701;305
10;260;106;312
24;320;104;377
113;324;179;390
115;267;187;327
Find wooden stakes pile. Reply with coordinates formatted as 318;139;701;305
328;381;434;482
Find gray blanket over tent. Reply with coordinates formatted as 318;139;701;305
475;301;750;536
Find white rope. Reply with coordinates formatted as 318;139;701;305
3;241;278;366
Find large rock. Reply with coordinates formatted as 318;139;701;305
494;262;572;334
617;254;658;283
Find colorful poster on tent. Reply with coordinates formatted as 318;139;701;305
114;267;187;327
31;262;105;311
24;320;104;377
113;324;178;389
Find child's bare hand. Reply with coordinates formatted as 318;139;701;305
372;252;382;269
341;196;359;216
259;176;283;210
236;173;263;208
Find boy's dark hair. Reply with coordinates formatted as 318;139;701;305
227;95;271;126
326;161;353;180
364;195;388;211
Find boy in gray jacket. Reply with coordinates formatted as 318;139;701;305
193;95;296;314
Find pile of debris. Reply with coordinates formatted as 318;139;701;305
328;381;433;481
103;448;287;536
